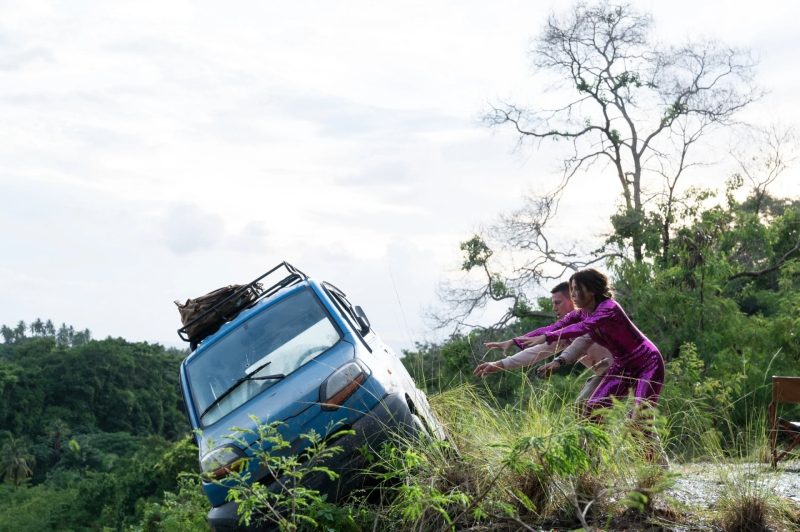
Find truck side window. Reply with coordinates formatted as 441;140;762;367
324;283;368;338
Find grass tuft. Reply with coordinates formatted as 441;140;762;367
719;494;770;532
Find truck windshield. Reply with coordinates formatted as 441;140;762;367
185;288;341;426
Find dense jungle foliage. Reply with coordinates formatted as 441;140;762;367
0;331;209;530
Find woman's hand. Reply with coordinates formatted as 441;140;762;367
473;361;503;377
536;358;561;377
484;339;514;353
518;335;545;348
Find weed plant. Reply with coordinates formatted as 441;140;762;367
215;418;367;531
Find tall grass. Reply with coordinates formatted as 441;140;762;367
714;461;799;532
353;379;678;530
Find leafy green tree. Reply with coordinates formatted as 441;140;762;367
13;321;27;343
46;419;71;455
0;362;21;417
0;436;34;487
56;323;73;346
29;318;44;337
58;438;107;472
0;325;13;344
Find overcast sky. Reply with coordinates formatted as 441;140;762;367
2;0;799;351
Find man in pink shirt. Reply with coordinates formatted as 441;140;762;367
473;282;613;406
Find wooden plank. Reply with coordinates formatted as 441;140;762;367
773;376;800;403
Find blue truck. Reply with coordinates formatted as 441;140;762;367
177;262;444;530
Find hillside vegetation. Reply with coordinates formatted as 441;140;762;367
0;332;208;530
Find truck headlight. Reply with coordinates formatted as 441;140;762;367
200;444;247;480
320;360;369;410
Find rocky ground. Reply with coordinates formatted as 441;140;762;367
670;460;800;506
664;459;800;529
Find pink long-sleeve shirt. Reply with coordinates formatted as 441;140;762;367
513;322;568;350
517;299;660;368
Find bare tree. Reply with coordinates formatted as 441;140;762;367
435;1;760;331
726;124;800;281
487;0;759;263
732;124;797;217
433;232;559;331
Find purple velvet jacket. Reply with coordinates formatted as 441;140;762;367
515;299;660;368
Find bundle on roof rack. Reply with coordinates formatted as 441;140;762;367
175;262;308;349
175;283;262;348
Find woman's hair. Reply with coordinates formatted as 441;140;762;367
569;268;613;302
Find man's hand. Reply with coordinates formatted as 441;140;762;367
473;361;503;377
536;358;562;377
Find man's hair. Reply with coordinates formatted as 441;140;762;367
569;269;613;302
550;281;570;296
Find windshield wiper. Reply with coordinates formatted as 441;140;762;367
247;373;286;381
199;362;285;421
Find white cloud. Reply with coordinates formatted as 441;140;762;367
162;204;225;254
1;0;799;350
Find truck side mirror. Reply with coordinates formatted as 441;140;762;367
354;305;371;335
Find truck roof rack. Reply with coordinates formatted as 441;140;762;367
177;261;308;344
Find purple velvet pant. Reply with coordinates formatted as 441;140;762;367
585;344;665;414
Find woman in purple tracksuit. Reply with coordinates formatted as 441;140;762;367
526;269;665;416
